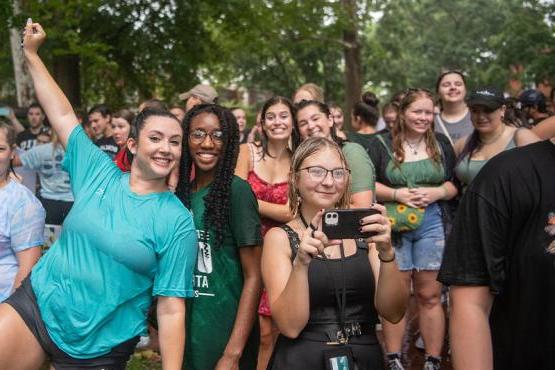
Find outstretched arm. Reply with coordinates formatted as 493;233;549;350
22;22;78;148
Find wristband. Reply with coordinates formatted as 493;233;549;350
378;251;396;263
392;189;398;201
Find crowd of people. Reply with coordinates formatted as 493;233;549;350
0;21;554;370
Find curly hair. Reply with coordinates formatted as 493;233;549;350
175;104;239;248
391;88;442;166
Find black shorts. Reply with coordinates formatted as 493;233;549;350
37;195;73;225
4;277;139;370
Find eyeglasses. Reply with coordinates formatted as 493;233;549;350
298;166;349;182
189;129;224;144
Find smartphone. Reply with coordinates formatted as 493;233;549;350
322;208;381;240
0;107;9;117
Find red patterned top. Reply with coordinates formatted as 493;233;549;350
246;170;288;236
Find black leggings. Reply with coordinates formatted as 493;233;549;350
4;277;139;370
37;196;73;225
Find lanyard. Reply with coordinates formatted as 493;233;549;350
299;212;347;340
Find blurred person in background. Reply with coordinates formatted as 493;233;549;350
17;103;49;151
231;107;251;144
347;91;380;149
519;89;551;126
292;83;324;104
111;109;135;172
88;104;119;159
179;84;218;113
170;106;186;122
328;102;347;139
434;70;473;146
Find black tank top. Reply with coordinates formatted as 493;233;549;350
281;225;379;326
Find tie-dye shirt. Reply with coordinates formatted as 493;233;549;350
0;179;45;301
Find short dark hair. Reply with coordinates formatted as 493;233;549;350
88;104;111;117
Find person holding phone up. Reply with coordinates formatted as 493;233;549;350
262;137;408;370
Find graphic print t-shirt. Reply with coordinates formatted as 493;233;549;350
94;136;119;160
185;176;262;370
438;140;555;370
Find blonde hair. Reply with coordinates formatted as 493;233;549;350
293;83;325;103
288;137;351;216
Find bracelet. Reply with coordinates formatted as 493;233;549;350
392;189;398;201
378;251;396;263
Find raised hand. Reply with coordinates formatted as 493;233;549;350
294;210;340;265
22;20;46;55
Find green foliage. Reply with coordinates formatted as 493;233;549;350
2;0;555;108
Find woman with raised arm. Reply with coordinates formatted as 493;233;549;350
263;137;408;369
0;22;198;370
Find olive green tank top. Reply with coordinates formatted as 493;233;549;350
455;137;516;187
386;158;445;188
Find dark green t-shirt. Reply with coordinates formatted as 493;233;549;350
185;176;263;370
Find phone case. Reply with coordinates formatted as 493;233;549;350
322;208;380;240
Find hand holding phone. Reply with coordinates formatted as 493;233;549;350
322;208;381;240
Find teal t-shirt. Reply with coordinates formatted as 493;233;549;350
185;176;262;370
30;125;198;359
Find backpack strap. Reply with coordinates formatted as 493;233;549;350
280;224;300;262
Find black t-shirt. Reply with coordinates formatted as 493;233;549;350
93;136;119;160
438;140;555;370
16;129;39;151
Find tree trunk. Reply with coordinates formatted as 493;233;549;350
9;0;35;108
342;0;362;131
53;55;81;108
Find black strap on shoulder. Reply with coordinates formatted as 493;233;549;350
280;225;300;261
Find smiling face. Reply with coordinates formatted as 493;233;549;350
127;116;182;180
296;147;347;210
330;107;344;130
296;104;334;140
401;97;435;137
188;112;224;178
437;73;466;104
262;103;293;141
469;105;505;134
111;117;132;147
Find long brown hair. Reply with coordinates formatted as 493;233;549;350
391;88;441;165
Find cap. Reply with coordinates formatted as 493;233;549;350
466;87;505;110
179;84;218;103
519;89;545;106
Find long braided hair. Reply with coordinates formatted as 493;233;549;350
175;104;239;248
391;88;442;166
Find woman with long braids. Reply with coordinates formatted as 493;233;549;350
263;137;408;369
367;89;458;370
294;100;375;208
235;96;295;369
0;121;45;303
454;87;539;190
176;104;263;370
0;22;198;369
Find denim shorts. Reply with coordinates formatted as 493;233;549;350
393;203;445;271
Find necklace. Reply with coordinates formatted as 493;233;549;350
404;137;424;155
480;125;505;145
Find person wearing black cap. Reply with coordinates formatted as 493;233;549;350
179;84;219;113
453;87;539;190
